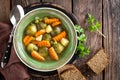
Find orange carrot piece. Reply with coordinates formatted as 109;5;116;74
31;40;39;45
52;21;61;27
53;31;66;41
35;29;46;37
23;36;34;46
25;36;34;46
38;40;51;47
49;47;59;60
44;18;59;24
31;50;45;61
23;36;30;44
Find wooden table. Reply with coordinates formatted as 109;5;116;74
0;0;120;80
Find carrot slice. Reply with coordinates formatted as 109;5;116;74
31;40;39;45
44;18;59;24
52;21;61;27
38;40;51;47
49;47;59;60
53;31;66;41
25;36;34;46
31;50;45;61
23;36;30;44
35;29;46;37
23;36;34;46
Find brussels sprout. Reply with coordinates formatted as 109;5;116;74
42;34;52;41
26;43;38;53
39;47;48;57
50;26;62;36
50;40;55;45
54;26;62;34
25;24;37;36
53;43;64;54
50;31;56;36
39;22;47;29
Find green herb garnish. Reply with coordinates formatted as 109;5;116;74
87;13;106;38
75;25;90;57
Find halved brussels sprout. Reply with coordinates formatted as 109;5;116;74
50;31;56;37
25;24;37;36
53;43;64;54
39;22;47;29
26;43;38;53
42;34;52;41
54;26;62;34
39;47;48;57
50;26;62;36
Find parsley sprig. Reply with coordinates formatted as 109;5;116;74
75;25;90;57
87;13;106;38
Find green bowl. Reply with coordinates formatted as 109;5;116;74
13;7;77;72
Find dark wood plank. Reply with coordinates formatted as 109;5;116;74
11;0;22;7
42;0;72;12
23;0;40;6
73;0;103;80
11;0;41;8
103;0;120;80
0;0;10;23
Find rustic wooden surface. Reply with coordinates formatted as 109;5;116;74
0;0;120;80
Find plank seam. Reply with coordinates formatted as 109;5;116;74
102;0;105;80
71;0;73;13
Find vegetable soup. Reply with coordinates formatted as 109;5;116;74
23;16;69;62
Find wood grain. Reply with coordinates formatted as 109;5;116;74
42;0;72;12
11;0;22;7
103;0;120;80
23;0;40;6
0;0;10;23
11;0;41;7
73;0;103;80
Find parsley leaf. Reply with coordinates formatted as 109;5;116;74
75;25;90;57
87;13;106;38
77;34;86;42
